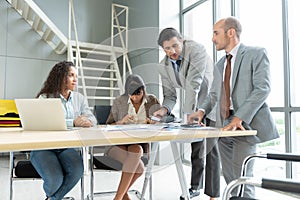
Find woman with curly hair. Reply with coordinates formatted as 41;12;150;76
30;61;97;200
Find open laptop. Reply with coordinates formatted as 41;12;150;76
15;98;67;131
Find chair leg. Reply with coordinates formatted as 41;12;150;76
9;152;14;200
81;175;85;200
149;175;152;200
88;146;94;200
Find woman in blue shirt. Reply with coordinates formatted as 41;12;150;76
30;61;97;200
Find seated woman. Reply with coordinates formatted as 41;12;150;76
106;74;160;200
30;61;97;200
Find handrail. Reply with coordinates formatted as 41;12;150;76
7;0;68;54
68;0;86;97
111;4;132;85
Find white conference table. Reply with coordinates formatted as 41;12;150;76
0;125;256;200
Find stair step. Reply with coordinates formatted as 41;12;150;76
42;28;55;41
77;86;120;90
78;76;118;81
72;48;112;56
81;58;112;64
80;66;117;72
87;96;116;100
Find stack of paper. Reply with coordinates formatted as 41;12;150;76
0;99;21;127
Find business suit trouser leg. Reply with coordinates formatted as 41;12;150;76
203;119;220;197
190;141;205;190
219;137;256;198
204;138;220;197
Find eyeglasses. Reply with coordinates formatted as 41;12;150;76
163;43;180;51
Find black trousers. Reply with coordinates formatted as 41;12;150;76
190;119;220;197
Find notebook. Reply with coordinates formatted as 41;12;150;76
15;98;67;131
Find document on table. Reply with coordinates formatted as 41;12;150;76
103;124;167;131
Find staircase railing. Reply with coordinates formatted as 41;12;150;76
6;0;68;54
6;0;132;107
68;0;86;97
111;4;132;85
67;1;132;107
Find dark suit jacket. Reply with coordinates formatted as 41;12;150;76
201;43;279;144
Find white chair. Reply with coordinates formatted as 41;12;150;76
222;153;300;200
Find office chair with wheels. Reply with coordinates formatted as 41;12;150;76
222;153;300;200
88;105;152;200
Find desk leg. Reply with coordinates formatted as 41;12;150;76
140;142;159;200
9;152;14;200
170;142;190;200
89;146;94;200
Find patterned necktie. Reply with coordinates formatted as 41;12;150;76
223;54;233;119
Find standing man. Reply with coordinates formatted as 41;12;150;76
188;17;279;198
153;28;220;200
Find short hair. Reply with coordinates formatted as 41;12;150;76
223;17;242;39
157;27;182;47
124;74;146;96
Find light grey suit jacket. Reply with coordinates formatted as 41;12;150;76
201;43;279;144
159;40;215;120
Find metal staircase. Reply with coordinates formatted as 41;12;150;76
6;0;132;107
68;41;125;106
6;0;68;54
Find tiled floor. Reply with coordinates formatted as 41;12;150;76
1;155;299;200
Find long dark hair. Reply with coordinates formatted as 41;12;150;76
36;61;74;98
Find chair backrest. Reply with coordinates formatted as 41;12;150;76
93;105;111;125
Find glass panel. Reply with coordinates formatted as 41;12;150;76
288;0;300;107
183;1;213;58
256;112;285;178
291;113;300;179
237;0;284;107
216;0;231;20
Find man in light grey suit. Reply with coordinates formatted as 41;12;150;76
153;28;220;200
188;17;279;198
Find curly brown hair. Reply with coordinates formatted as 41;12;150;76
36;61;75;98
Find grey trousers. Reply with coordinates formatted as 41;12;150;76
219;115;257;198
190;120;220;197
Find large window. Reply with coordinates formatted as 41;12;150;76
288;0;300;179
180;0;300;179
288;0;300;107
183;1;213;58
237;0;284;107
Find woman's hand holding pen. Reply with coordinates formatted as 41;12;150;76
74;115;93;127
118;114;135;124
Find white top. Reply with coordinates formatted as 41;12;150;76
127;97;147;123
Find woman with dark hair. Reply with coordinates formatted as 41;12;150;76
106;74;160;200
31;61;97;200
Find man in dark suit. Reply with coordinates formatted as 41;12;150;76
189;17;279;198
153;28;220;200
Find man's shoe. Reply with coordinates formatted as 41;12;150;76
180;188;200;199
